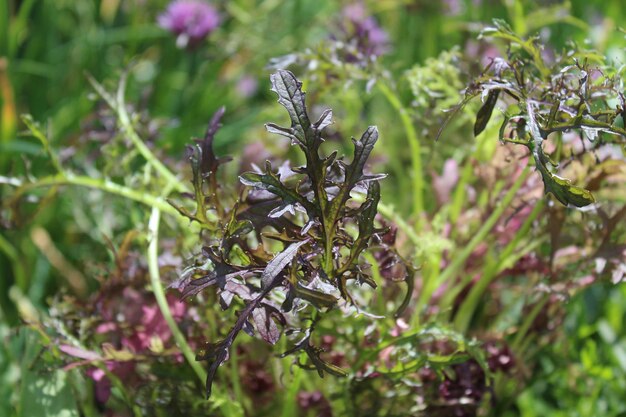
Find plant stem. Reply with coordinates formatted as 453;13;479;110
115;74;188;193
86;72;189;194
5;174;185;220
377;82;424;219
147;206;206;383
147;206;242;417
436;166;531;315
512;295;549;351
0;232;27;291
453;200;545;332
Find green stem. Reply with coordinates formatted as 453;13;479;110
147;206;242;417
0;232;27;290
86;73;189;194
5;174;182;219
322;224;336;276
453;200;545;332
147;206;206;383
116;75;188;193
377;82;424;218
512;295;549;351
437;166;531;313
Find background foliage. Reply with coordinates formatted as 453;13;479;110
1;0;625;416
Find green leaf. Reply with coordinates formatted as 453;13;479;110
17;328;79;417
474;89;500;136
538;168;596;207
526;102;596;207
293;283;338;309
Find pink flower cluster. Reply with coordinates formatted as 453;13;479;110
158;0;220;49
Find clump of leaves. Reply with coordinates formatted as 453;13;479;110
439;19;626;207
173;70;392;398
406;48;465;116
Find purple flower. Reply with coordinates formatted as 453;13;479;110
340;2;389;59
158;0;220;49
432;158;459;205
236;75;259;98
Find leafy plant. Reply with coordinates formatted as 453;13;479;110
439;19;626;207
173;69;399;398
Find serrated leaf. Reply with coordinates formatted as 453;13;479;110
198;342;230;399
314;109;333;131
357;181;380;242
168;107;230;227
343;181;381;277
266;123;299;144
239;161;315;215
197;107;231;174
174;262;245;300
251;304;285;345
269;70;313;148
527;102;596;207
281;333;347;378
344;127;379;188
261;240;309;288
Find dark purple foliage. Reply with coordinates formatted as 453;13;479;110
171;70;395;398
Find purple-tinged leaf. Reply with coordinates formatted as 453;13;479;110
344;127;379;187
242;319;255;337
251;303;286;345
269;70;312;147
240;161;316;216
261;240;309;288
314;109;333;131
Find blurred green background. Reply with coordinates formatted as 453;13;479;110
1;0;626;416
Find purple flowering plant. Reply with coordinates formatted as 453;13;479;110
158;0;220;49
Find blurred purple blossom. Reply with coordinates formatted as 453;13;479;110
87;362;134;404
464;40;501;69
432;158;460;205
298;391;333;417
158;0;220;49
236;75;259;98
427;341;514;416
340;2;389;60
443;0;463;16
